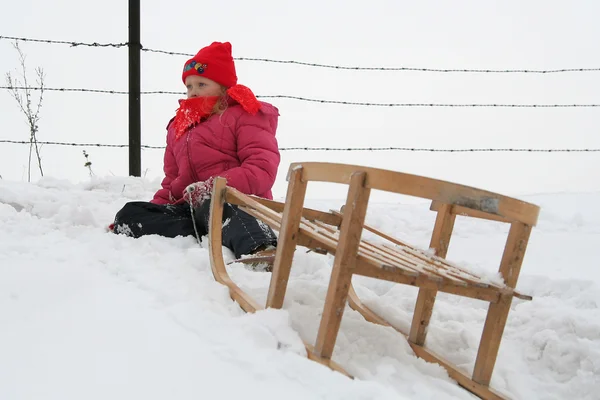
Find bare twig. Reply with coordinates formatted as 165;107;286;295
32;67;45;177
5;42;45;182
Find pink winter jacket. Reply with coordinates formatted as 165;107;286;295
150;99;280;205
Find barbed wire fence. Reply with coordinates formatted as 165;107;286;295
1;34;599;154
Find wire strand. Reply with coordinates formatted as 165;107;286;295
2;35;599;74
0;140;597;152
2;86;599;108
0;35;128;48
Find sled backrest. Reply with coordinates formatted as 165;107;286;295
288;162;539;226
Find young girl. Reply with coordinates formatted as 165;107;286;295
111;41;279;261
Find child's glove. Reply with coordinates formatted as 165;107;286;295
183;177;215;208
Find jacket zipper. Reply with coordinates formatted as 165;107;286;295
186;131;199;182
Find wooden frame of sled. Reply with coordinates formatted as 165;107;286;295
208;162;540;400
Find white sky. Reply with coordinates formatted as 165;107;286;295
1;0;599;200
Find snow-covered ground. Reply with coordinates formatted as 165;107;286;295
1;176;598;400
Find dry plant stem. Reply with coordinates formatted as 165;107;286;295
83;150;95;177
5;42;45;181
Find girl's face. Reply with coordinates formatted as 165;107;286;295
185;75;223;98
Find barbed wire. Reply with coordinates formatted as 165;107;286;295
0;139;163;149
2;86;599;108
2;35;600;74
140;47;190;57
218;57;600;74
255;95;600;108
1;86;131;95
0;140;598;152
0;35;128;48
278;147;600;152
0;86;182;95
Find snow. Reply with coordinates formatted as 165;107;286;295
1;176;599;400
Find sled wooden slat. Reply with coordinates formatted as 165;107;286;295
311;218;498;291
330;209;500;286
352;259;503;303
310;219;478;287
298;220;499;301
226;192;342;227
208;162;540;400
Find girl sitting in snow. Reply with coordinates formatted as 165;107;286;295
111;41;279;262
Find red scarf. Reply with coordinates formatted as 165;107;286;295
172;85;261;140
173;96;219;140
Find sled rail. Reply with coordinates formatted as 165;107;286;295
208;162;539;400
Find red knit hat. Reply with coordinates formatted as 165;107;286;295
182;41;237;87
181;42;261;115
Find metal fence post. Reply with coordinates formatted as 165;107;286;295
128;0;141;177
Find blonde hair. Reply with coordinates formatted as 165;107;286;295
211;86;229;115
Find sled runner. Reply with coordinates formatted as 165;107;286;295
208;162;539;400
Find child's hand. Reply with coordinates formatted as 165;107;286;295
183;177;215;208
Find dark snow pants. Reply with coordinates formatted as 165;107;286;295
112;200;277;259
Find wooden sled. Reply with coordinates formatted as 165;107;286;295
208;162;539;400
